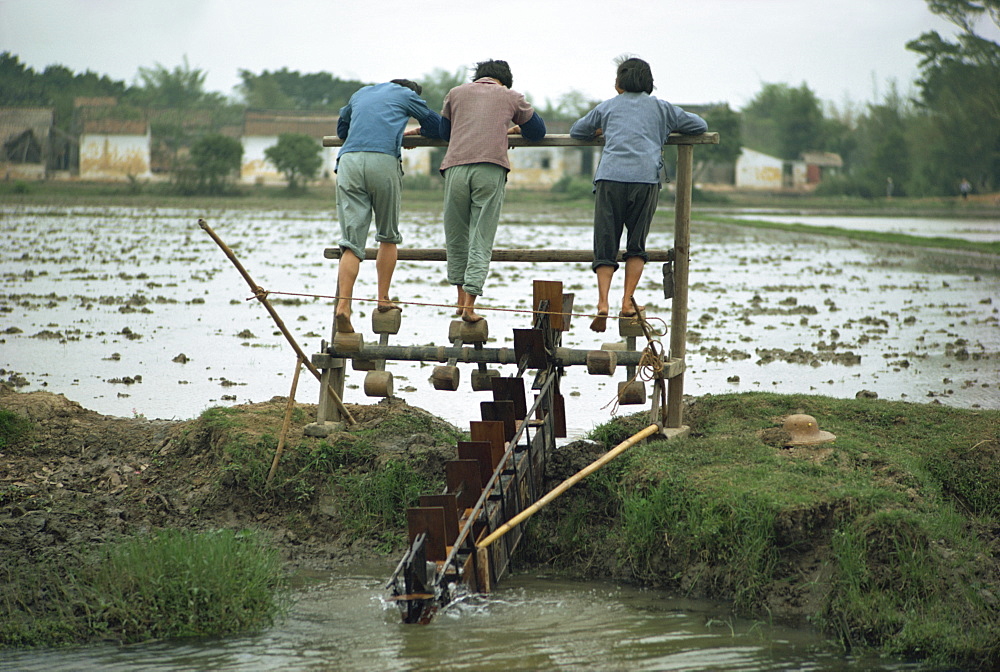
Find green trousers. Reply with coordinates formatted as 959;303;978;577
442;163;507;296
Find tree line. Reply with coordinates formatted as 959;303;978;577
1;0;996;197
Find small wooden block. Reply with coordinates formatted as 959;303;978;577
371;308;402;334
618;380;646;405
601;341;627;351
333;331;364;353
448;318;488;343
586;350;617;376
471;368;500;391
431;365;460;391
364;370;393;397
618;310;646;338
352;358;377;371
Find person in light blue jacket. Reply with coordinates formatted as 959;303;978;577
334;79;441;334
570;57;707;332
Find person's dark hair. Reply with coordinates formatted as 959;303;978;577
615;56;654;94
472;59;513;88
391;78;422;95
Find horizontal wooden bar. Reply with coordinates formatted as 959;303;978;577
314;344;685;374
322;132;718;148
323;248;676;262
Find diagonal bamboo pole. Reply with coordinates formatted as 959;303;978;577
267;356;304;487
477;423;660;550
198;218;356;426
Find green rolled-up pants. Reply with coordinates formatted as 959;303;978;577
442;162;507;297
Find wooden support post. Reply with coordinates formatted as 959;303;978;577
266;356;303;487
667;144;693;429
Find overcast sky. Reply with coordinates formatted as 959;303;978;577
2;0;996;111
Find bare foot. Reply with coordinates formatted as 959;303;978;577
620;304;645;318
590;311;608;332
462;309;484;323
377;300;402;313
335;312;354;334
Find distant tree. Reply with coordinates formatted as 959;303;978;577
264;133;322;190
906;0;1000;194
131;56;219;108
536;89;601;121
741;82;826;159
417;67;466;113
237;68;366;110
173;133;243;195
696;103;742;181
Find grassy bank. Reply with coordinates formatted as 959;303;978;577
0;528;284;647
525;393;1000;669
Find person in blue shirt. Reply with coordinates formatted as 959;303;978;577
334;79;442;334
570;57;707;332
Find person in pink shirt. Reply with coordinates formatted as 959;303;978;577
439;59;546;322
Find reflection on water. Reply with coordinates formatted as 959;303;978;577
1;205;997;437
0;568;927;671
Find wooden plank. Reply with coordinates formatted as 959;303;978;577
491;376;527;420
323;132;719;148
470;420;507;469
480;400;516;442
513;329;546;369
533;279;565;331
561;293;575;332
323;248;677;262
419;493;460;541
445;460;482;510
457;441;496;489
407;507;447;562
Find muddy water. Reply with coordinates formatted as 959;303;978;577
0;566;924;671
1;205;997;437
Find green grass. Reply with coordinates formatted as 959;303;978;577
699;214;1000;255
0;408;34;450
532;392;1000;668
0;528;285;647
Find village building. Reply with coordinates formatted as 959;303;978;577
735;147;842;191
241;110;338;185
78;117;153;181
1;108;55;180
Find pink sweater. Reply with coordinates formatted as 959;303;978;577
440;78;536;172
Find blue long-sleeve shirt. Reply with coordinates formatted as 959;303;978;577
439;111;546;141
570;92;707;184
337;82;442;159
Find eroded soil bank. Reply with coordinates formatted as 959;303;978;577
2;386;998;668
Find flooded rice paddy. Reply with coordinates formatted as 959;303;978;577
1;204;998;438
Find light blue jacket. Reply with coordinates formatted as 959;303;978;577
337;82;442;159
570;92;707;184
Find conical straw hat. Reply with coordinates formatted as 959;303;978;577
782;414;836;446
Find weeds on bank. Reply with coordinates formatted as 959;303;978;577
0;529;284;647
0;408;34;450
200;404;454;548
560;392;1000;668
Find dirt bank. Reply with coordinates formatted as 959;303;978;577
0;387;459;575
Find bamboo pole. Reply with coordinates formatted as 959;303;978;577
198;218;356;426
266;356;303;487
477;423;660;550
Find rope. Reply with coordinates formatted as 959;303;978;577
602;309;668;415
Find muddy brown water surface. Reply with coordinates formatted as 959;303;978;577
1;205;997;436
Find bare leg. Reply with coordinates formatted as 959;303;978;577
375;242;399;311
454;286;468;317
591;265;614;332
621;257;646;315
462;293;483;323
335;249;360;333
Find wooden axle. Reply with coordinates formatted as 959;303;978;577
314;344;684;375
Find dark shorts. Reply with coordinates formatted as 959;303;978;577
592;180;659;271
